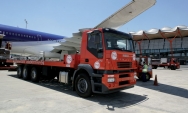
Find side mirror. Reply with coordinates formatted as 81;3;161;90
97;48;103;53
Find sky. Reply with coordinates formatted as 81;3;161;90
1;0;188;37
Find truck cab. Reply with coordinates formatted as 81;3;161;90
169;58;180;70
73;28;137;97
0;34;13;67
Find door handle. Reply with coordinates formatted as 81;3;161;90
85;59;89;62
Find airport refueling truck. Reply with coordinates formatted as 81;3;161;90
152;57;180;70
7;28;137;98
0;34;13;67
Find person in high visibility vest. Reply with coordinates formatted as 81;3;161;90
142;62;148;82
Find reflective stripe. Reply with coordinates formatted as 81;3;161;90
142;69;147;73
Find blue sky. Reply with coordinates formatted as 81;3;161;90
1;0;188;37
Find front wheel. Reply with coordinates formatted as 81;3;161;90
75;73;92;98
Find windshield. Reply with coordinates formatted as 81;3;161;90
103;29;134;52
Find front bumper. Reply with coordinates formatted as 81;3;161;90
91;72;136;94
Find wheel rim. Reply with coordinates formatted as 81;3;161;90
77;78;88;93
31;70;36;79
18;68;21;75
146;74;149;80
23;68;27;78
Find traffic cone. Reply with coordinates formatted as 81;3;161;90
153;75;158;86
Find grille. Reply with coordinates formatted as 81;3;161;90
119;81;129;86
117;62;132;68
119;74;129;78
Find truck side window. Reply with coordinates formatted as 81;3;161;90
87;31;103;58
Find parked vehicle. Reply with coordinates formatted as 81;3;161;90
7;28;137;98
152;58;180;70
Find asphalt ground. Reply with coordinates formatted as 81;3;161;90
0;66;188;113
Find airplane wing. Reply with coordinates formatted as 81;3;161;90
51;0;156;59
95;0;156;29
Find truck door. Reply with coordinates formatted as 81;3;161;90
87;30;104;69
87;31;103;58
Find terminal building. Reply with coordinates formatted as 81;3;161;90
130;25;188;64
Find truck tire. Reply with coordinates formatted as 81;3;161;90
138;73;142;80
17;65;22;78
22;66;30;80
75;73;92;98
138;76;142;80
152;66;157;69
171;66;176;70
146;74;151;81
30;67;39;82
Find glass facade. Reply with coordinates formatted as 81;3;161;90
134;37;188;59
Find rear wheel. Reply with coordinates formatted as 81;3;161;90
75;73;92;98
22;66;30;80
152;66;157;69
30;67;39;82
17;65;22;78
171;66;176;70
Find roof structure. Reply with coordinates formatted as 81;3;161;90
130;25;188;41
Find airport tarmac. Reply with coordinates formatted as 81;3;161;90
0;66;188;113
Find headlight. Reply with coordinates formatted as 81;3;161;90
133;54;135;61
108;78;115;82
134;72;137;79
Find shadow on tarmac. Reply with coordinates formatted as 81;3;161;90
136;80;188;99
8;74;147;111
154;69;182;71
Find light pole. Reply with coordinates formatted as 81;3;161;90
24;19;28;29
